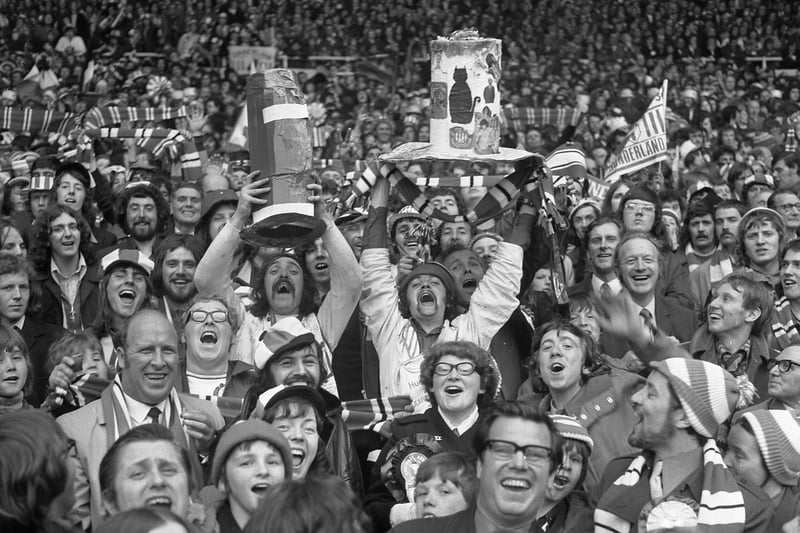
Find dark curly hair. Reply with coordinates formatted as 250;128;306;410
249;253;319;319
527;320;604;394
115;183;170;235
28;205;95;272
420;341;500;411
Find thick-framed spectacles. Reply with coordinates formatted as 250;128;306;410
433;361;476;376
767;359;800;374
485;439;551;465
186;310;229;324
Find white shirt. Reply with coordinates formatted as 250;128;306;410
639;298;657;330
591;275;622;295
123;393;169;426
11;316;24;330
438;406;480;436
186;371;227;398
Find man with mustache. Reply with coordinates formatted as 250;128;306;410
681;201;718;272
360;175;531;408
152;234;203;342
689;199;747;314
105;182;170;259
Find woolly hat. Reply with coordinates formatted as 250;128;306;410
568;198;600;222
741;410;800;486
211;419;293;484
650;358;739;438
549;414;594;452
398;261;456;297
740;207;785;235
742;173;774;193
253;317;318;370
388;205;425;240
661;208;681;227
101;248;154;276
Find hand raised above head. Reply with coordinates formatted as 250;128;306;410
592;290;651;347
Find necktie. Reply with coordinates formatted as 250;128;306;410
452;428;459;437
649;458;664;500
640;308;657;341
600;282;612;299
147;406;162;425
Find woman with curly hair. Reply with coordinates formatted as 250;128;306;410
364;341;499;531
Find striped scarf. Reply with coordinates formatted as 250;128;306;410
0;106;82;134
594;440;745;533
771;296;800;350
83;106;188;129
503;106;582;133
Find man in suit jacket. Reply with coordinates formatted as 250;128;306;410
568;217;623;299
602;232;695;358
57;309;224;531
0;254;64;405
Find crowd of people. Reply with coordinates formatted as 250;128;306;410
2;1;800;533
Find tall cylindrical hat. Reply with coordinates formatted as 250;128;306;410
381;29;531;163
240;69;326;248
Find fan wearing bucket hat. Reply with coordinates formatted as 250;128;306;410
106;182;170;259
195;188;238;246
194;176;362;399
199;419;292;532
595;357;773;533
238;316;362;493
535;415;594;533
28;204;103;332
360;173;531;408
725;410;800;531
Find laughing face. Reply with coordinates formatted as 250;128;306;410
271;404;319;479
406;274;447;325
223;441;287;518
544;443;585;504
171;187;201;228
477;417;552;526
431;354;483;420
628;370;679;450
161;247;197;304
537;329;586;401
264;257;304;315
48;212;81;261
394;219;424;257
706;282;760;336
118;312;179;405
617;237;659;301
0;345;27;399
104;440;190;517
304;238;330;285
184;300;232;369
444;250;485;306
126;196;158;242
268;344;321;388
107;266;148;319
782;249;800;300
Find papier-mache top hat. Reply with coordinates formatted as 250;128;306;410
381;29;533;164
240;69;327;248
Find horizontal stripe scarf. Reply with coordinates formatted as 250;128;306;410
594;440;745;533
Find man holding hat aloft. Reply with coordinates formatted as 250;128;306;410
201;419;293;533
726;410;800;531
360;174;533;409
595;356;773;532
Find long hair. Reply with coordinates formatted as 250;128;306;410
0;411;71;530
0;323;33;399
249;254;318;319
114;183;170;234
0;217;28;256
244;475;370;533
92;267;155;340
28;204;95;271
151;233;204;298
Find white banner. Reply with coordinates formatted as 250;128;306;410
229;46;278;75
605;80;668;183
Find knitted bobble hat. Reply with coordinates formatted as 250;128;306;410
742;410;800;486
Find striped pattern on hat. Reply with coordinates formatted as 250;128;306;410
30;174;54;191
650;358;739;438
549;414;593;451
742;410;800;486
253;317;316;370
100;248;154;275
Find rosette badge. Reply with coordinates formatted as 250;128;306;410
241;69;326;248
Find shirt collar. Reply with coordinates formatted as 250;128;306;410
438;405;479;435
12;316;24;330
591;275;621;295
122;391;168;425
50;254;87;279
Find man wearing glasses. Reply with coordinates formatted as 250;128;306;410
366;340;501;530
769;189;800;238
388;400;559;533
738;345;800;416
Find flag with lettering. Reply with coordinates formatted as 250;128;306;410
605;80;668;183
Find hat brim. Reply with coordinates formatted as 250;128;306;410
379;142;534;163
240;213;327;248
104;259;152;276
263;385;327;418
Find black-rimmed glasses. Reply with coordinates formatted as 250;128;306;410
485;440;551;465
767;359;800;373
433;361;476;376
186;310;229;324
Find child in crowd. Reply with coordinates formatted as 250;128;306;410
536;414;595;533
203;419;293;533
0;324;33;415
413;452;478;519
41;332;110;417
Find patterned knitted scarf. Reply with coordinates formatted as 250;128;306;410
594;439;745;533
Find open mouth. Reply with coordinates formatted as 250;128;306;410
251;483;271;496
274;280;293;294
61;239;75;246
144;373;168;382
552;474;570;489
145;496;172;508
500;478;532;491
291;449;306;468
119;289;137;303
785;279;797;287
550;362;565;373
200;331;218;344
631;274;650;282
314;262;329;272
171;277;190;286
444;385;463;395
418;290;435;304
462;279;477;290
